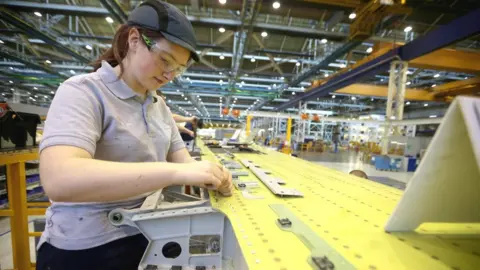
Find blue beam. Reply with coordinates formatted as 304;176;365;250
276;8;480;111
288;40;363;87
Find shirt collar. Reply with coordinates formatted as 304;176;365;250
98;60;138;100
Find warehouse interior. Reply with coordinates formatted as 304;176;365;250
0;0;479;269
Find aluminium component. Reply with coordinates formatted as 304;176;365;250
240;159;303;197
312;256;335;270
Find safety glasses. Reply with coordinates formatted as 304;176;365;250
141;34;190;76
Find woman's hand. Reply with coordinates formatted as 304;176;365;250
218;166;233;196
176;160;223;188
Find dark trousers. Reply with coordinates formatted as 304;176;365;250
36;234;148;270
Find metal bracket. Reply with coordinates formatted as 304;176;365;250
240;159;303;197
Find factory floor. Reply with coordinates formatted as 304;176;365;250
0;216;38;269
297;150;414;188
0;151;414;269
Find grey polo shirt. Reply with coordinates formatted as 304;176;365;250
38;61;185;250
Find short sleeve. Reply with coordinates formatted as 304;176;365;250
40;80;102;156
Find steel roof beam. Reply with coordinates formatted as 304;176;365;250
0;1;109;17
276;8;480;111
0;8;90;63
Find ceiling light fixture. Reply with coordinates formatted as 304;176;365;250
406;81;411;85
406;101;410;105
219;55;225;60
45;60;52;64
251;58;255;62
105;17;114;24
332;95;336;99
432;84;437;87
85;44;93;50
429;115;437;118
33;87;38;90
70;70;76;75
296;62;301;66
424;103;429;107
0;40;4;44
219;27;226;33
404;26;413;32
261;31;268;37
351;96;356;100
320;38;328;44
272;1;281;9
433;73;440;78
34;12;42;17
219;0;227;4
348;13;356;20
9;80;13;84
366;47;373;53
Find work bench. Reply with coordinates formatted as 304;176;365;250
197;141;480;270
0;149;48;270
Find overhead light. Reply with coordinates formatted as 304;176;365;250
219;27;226;33
366;47;373;53
241;81;244;84
70;70;76;74
261;31;268;37
429;115;437;118
34;12;42;17
45;60;52;64
105;17;114;24
324;74;329;78
424;103;428;107
33;87;38;90
245;74;249;76
371;98;374;101
351;96;356;100
404;26;413;32
349;13;356;20
251;58;256;62
272;1;281;9
50;91;55;94
219;79;223;83
85;44;93;50
219;55;225;60
406;101;410;105
9;67;13;70
219;72;223;75
406;81;411;85
181;94;184;97
320;38;328;44
292;92;295;95
10;88;14;91
184;97;187;100
433;73;440;78
9;80;13;84
464;77;468;80
296;62;301;66
332;95;336;99
219;0;227;4
176;89;180;92
0;40;4;44
432;84;437;87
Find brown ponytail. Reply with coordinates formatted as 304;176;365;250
91;24;164;78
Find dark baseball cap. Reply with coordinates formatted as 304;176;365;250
127;0;199;62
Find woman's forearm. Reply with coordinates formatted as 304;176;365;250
40;147;186;203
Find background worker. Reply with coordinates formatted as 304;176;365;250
36;1;232;269
157;90;196;137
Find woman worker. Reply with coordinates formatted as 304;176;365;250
36;1;233;269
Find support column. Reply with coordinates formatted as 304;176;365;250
286;117;292;146
246;115;252;137
381;61;408;155
7;162;30;270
